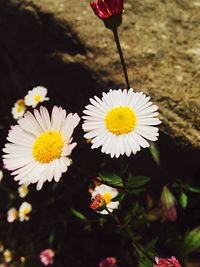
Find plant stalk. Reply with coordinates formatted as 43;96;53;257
113;28;130;89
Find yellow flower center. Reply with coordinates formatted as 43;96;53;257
34;95;41;102
22;208;30;216
105;107;137;135
32;131;64;163
102;192;112;204
16;99;25;113
17;105;24;113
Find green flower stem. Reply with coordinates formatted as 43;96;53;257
126;225;155;264
107;210;155;264
131;240;155;264
113;28;130;89
105;208;123;228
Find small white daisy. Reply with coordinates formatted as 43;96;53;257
0;170;3;182
18;202;32;221
18;185;29;198
11;99;26;120
82;88;161;158
24;86;49;108
3;249;12;263
7;208;18;223
3;106;80;190
91;184;119;215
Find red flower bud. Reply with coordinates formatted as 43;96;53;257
160;186;177;222
90;194;106;211
90;0;124;29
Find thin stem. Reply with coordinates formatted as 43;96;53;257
126;225;155;264
131;241;155;264
107;210;155;263
106;208;123;228
113;28;130;89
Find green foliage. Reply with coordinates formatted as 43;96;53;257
126;175;151;195
149;142;160;166
48;233;55;245
187;186;200;193
179;191;188;209
182;227;200;255
70;208;87;221
100;173;123;187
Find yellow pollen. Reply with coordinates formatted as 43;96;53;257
105;106;137;135
34;95;41;102
33;131;64;163
16;99;25;113
17;106;24;113
22;208;30;216
102;192;112;204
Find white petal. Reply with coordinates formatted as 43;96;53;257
107;201;119;210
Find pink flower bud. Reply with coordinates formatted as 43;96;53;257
90;194;106;211
160;186;177;222
154;256;182;267
90;0;124;29
99;257;117;267
90;0;123;20
39;249;55;266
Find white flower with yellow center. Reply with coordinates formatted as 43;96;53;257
91;184;119;215
25;86;49;108
7;208;18;223
3;249;12;263
19;202;32;221
3;106;80;190
11;99;26;120
18;185;29;198
82;89;161;158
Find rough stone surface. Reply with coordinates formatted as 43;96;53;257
0;0;200;150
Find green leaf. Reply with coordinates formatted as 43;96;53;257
187;186;200;193
179;191;188;208
70;208;87;221
182;227;200;254
48;233;55;245
100;173;123;187
149;142;160;166
126;175;151;189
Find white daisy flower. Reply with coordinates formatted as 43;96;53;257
3;106;80;190
7;208;18;223
18;185;29;198
91;184;119;215
24;86;49;108
11;99;26;120
18;202;32;221
82;88;161;158
3;249;12;263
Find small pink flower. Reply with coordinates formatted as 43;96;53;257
90;193;106;211
90;0;124;20
39;249;55;266
154;256;182;267
99;257;117;267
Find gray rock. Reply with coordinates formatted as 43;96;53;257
0;0;199;149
